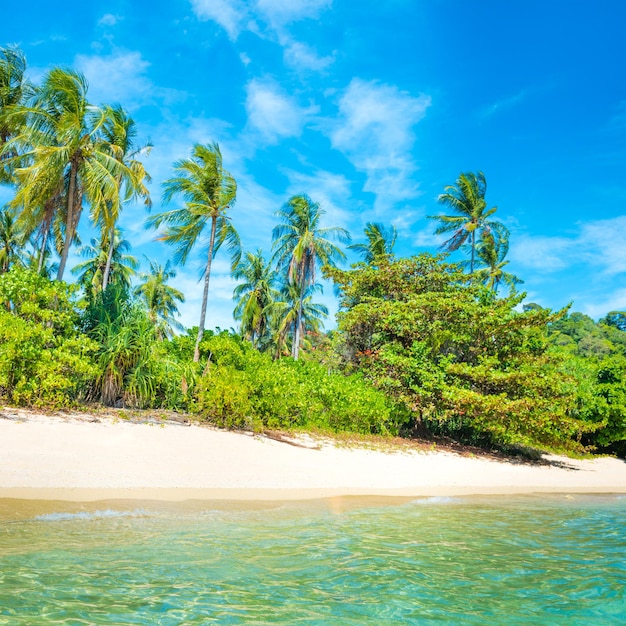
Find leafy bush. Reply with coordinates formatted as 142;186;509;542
83;284;159;407
0;268;97;407
194;334;407;435
327;255;591;452
563;353;626;456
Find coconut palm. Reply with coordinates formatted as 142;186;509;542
6;67;132;281
17;186;65;274
0;45;32;181
232;249;278;349
272;194;349;359
472;229;523;294
270;279;328;358
428;171;505;273
136;259;185;340
0;205;25;272
94;105;152;291
147;142;240;362
349;222;397;265
72;229;138;298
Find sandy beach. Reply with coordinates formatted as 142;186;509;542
1;408;626;502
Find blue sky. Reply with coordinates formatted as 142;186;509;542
2;0;625;330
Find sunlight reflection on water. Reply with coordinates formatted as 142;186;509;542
0;495;624;624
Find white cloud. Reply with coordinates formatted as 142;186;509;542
189;0;333;71
412;223;443;248
577;216;626;275
329;78;431;212
509;216;626;276
283;40;334;71
478;90;526;119
283;168;354;229
508;234;573;271
245;78;318;143
74;50;182;110
581;288;626;319
189;0;251;40
256;0;332;27
98;14;122;27
190;0;331;35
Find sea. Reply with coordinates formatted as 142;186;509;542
0;494;625;624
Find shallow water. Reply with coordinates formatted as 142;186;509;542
1;495;625;624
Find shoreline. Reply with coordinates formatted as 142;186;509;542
3;485;626;503
2;408;626;505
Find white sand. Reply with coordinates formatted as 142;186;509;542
1;409;626;501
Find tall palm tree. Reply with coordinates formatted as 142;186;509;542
136;259;185;340
349;221;397;265
272;194;349;359
428;171;504;273
232;249;278;349
0;45;32;182
147;142;240;362
270;279;328;358
18;187;64;274
0;205;25;272
94;105;152;291
6;67;132;281
472;229;523;294
72;228;138;298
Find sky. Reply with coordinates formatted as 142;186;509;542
2;0;625;330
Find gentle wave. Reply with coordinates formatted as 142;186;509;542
33;509;148;522
410;495;462;505
1;496;624;624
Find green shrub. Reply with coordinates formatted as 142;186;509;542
0;268;98;407
193;334;407;434
327;255;591;453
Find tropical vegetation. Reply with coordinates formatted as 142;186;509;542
0;45;624;458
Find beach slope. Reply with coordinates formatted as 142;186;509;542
2;410;626;501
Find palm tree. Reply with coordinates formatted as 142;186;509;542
428;171;504;273
270;279;328;358
6;67;132;281
94;105;152;291
87;287;157;407
17;186;65;274
272;194;349;359
147;142;240;362
472;229;523;294
0;45;32;181
136;259;185;340
72;228;138;298
0;205;25;272
349;222;397;265
233;249;278;349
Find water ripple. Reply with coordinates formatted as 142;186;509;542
0;496;625;624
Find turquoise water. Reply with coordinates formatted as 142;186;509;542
1;495;625;624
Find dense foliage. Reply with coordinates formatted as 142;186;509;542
327;256;592;452
546;311;626;456
0;267;97;406
195;333;408;435
0;44;624;457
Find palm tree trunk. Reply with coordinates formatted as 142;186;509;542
470;229;476;274
102;222;115;291
292;276;305;360
194;215;217;363
37;226;49;275
56;160;78;281
36;200;55;275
